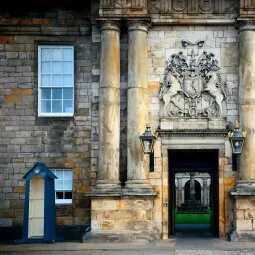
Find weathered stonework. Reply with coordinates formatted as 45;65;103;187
229;19;255;241
0;0;255;243
84;197;159;242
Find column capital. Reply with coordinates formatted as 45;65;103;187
97;19;121;32
125;19;151;33
236;19;255;32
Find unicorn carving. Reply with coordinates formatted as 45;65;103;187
159;68;187;116
204;71;226;115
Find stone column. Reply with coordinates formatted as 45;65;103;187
229;20;255;241
238;20;255;181
123;20;154;195
93;20;121;194
189;173;195;202
177;178;182;207
202;178;207;205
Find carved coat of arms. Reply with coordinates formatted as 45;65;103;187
159;40;227;118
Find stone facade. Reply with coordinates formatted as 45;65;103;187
0;0;255;242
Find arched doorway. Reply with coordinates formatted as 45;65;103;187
184;179;201;202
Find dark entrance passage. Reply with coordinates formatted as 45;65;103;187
169;150;219;237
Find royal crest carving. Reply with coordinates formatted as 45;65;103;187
115;0;130;5
159;41;227;118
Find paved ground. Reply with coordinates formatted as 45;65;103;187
1;233;255;255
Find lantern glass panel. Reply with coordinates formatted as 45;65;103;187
230;138;245;154
143;140;152;153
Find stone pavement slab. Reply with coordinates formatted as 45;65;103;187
0;238;255;254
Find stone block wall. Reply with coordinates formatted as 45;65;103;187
230;196;255;241
147;25;239;131
0;8;94;238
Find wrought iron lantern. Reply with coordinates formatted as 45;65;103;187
140;124;156;154
228;120;246;155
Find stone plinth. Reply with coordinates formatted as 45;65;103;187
83;197;159;243
229;181;255;241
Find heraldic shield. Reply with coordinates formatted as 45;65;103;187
159;41;227;119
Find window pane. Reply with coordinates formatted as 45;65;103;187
55;180;63;190
63;88;73;99
42;62;51;73
52;88;62;99
65;192;72;199
64;180;72;190
56;192;63;199
41;75;51;87
52;61;62;73
64;170;72;180
55;170;63;179
52;48;62;61
63;100;73;113
41;100;51;112
63;48;73;61
52;100;62;112
52;75;61;86
63;62;73;73
62;75;72;87
41;48;51;61
42;88;51;99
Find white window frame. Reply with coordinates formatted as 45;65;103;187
38;45;74;117
52;169;73;205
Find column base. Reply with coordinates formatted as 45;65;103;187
122;180;156;196
91;180;122;197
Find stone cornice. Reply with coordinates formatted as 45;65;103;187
151;18;235;26
236;18;255;32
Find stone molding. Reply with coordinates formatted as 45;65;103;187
125;19;151;32
236;19;255;32
230;181;255;196
86;190;157;198
157;129;227;138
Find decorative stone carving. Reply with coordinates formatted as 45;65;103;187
148;0;238;14
172;0;187;11
159;41;227;118
115;0;130;5
199;0;214;12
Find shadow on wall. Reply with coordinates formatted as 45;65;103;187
0;223;91;244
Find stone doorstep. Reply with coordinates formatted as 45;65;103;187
82;231;159;243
